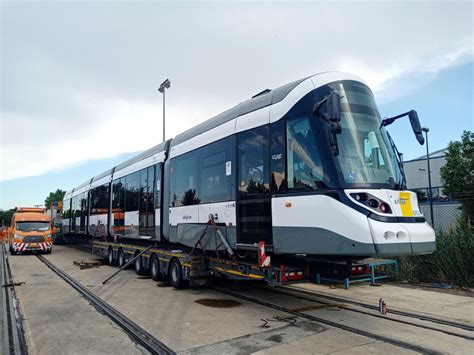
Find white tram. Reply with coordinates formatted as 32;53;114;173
62;72;436;259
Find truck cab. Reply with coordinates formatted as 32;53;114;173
8;207;53;255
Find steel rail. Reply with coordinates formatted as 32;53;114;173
36;255;175;355
278;285;474;332
212;286;442;355
1;243;27;354
263;286;474;341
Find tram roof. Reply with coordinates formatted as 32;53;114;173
113;140;169;174
171;76;310;146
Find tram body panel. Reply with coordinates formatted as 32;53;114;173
272;194;375;255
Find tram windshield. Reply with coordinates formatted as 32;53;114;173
330;81;403;188
307;80;403;189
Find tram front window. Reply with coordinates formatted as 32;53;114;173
324;81;403;188
286;117;327;190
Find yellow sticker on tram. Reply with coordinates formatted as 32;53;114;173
399;192;414;217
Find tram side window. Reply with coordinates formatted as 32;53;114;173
126;172;139;211
112;179;124;210
238;126;270;195
271;120;287;193
147;165;155;210
139;168;148;211
72;195;79;219
90;184;109;215
63;199;71;219
170;153;199;207
286;117;325;190
200;137;233;204
154;164;162;209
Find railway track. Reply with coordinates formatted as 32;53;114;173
1;243;27;355
213;285;468;354
278;285;474;333
267;285;474;341
36;254;175;355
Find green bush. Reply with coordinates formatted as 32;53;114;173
398;219;474;287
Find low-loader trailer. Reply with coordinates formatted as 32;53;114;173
92;219;306;288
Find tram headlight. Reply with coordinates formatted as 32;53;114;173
350;193;392;214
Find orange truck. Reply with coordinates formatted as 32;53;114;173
8;207;53;255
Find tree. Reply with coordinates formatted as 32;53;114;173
44;189;66;209
440;131;474;219
0;209;15;227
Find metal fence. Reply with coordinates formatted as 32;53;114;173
419;202;462;233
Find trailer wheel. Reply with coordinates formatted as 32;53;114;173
150;254;165;281
134;251;147;276
108;247;116;266
118;248;126;268
169;258;187;289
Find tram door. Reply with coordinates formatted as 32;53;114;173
237;126;273;245
139;166;155;237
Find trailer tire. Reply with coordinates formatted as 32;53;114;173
108;247;116;266
118;248;126;268
134;251;147;275
150;254;165;281
169;258;187;289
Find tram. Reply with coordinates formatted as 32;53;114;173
62;72;436;259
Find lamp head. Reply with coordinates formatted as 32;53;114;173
158;78;171;93
422;127;429;133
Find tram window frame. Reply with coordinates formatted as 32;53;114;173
170;153;200;207
199;137;234;204
112;179;123;209
125;172;139;212
90;184;109;215
286;116;326;191
154;164;162;209
63;198;71;219
238;125;270;196
139;168;148;212
270;119;287;194
147;165;155;211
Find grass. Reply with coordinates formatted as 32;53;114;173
398;219;474;288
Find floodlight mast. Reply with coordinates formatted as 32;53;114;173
422;126;434;228
158;79;171;143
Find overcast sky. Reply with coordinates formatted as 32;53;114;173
0;0;473;208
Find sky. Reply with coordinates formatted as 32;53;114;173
0;0;473;210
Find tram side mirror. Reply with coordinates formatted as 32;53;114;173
408;110;425;145
381;109;425;145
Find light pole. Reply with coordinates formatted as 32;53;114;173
158;78;171;143
422;127;434;228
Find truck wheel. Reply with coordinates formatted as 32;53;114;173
150;254;165;281
45;249;52;254
108;247;116;266
118;248;126;268
134;252;147;276
10;249;17;255
169;258;187;289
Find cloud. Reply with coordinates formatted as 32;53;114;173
1;0;472;181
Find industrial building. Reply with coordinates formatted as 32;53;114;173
403;148;462;231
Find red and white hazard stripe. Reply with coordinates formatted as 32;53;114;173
38;242;52;251
258;241;271;268
11;241;52;252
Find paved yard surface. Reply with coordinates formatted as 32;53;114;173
4;245;473;354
